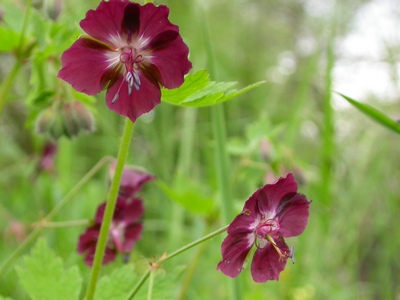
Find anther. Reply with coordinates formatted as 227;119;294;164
289;246;295;264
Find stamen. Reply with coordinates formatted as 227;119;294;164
265;234;288;261
112;92;119;104
125;71;141;96
113;48;143;103
133;71;141;89
289;246;295;264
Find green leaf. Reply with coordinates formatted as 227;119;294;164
339;93;400;135
0;26;20;52
0;296;14;300
94;265;139;300
161;70;265;107
15;239;82;300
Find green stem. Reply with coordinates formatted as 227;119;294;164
0;0;32;117
320;19;336;208
126;225;229;300
147;269;155;300
211;105;233;221
0;157;112;276
85;118;135;300
169;108;197;249
200;4;241;300
33;219;90;228
0;61;23;117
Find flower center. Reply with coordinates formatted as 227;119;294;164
108;221;126;252
255;218;279;239
111;47;143;104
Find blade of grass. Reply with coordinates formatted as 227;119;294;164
338;93;400;135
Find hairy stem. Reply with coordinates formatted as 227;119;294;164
85;119;135;300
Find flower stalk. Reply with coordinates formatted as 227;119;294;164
85;118;135;300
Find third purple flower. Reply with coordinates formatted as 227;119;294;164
58;0;192;123
217;173;311;282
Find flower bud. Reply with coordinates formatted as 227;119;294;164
49;111;66;140
35;106;56;134
61;103;80;138
71;101;95;133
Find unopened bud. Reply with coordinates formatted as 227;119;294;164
35;107;56;134
45;0;63;20
71;101;95;133
49;112;66;140
61;103;80;138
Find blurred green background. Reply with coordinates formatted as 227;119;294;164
1;0;400;299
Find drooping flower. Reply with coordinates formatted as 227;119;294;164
108;160;155;200
77;198;144;266
58;0;192;123
217;173;310;282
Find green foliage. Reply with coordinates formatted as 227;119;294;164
15;239;82;300
94;265;180;300
94;265;139;300
0;27;20;52
339;93;400;135
161;70;265;107
157;178;215;215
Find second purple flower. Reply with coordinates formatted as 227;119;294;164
217;173;311;282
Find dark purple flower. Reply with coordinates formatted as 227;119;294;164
217;173;310;282
58;0;192;123
77;198;144;266
108;160;155;199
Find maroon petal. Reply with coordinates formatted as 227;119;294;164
77;226;100;254
108;161;155;199
256;173;299;216
138;3;179;42
105;72;161;123
120;223;143;253
277;193;310;237
122;3;140;39
93;201;107;224
83;247;117;266
227;213;257;236
58;38;116;95
217;232;255;278
242;187;262;214
79;0;127;47
123;198;144;223
149;36;192;89
250;238;289;282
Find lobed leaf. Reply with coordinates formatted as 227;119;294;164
15;239;82;300
162;70;265;107
94;265;139;300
